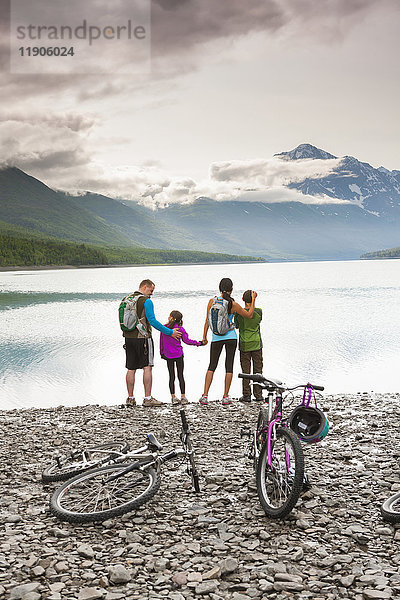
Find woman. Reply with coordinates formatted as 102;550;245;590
200;278;256;405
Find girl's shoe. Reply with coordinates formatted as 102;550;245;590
221;396;232;406
180;396;189;405
199;395;208;405
171;396;181;406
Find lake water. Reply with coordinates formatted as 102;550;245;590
1;260;399;410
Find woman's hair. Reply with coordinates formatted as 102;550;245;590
219;278;234;310
168;310;183;328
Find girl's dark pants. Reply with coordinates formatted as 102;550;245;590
166;356;185;395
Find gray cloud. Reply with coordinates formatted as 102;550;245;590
1;111;97;132
11;149;89;171
151;0;390;59
210;157;342;188
0;114;92;176
151;0;286;61
1;0;392;99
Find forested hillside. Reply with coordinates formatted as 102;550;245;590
0;235;107;267
361;247;400;259
0;233;262;267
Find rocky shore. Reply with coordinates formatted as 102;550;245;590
1;392;400;600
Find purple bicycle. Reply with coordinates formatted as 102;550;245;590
240;373;325;519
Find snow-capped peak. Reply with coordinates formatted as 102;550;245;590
275;143;337;161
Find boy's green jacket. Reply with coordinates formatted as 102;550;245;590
234;307;263;352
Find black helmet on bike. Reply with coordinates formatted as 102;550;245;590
288;405;329;444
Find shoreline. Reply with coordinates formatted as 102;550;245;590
0;260;265;273
1;393;400;599
0;390;392;413
2;256;396;273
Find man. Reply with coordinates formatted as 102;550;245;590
234;289;263;402
123;279;181;407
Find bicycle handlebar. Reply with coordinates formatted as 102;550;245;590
238;373;324;392
238;373;265;382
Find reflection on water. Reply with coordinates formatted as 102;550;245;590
1;260;400;410
0;291;122;310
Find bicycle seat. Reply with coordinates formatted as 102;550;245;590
147;433;163;451
263;375;284;388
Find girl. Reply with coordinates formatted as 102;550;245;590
200;278;256;406
160;310;206;405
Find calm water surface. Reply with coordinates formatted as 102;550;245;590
1;260;399;410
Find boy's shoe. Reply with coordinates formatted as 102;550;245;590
221;396;232;406
180;397;189;405
126;397;136;406
143;397;163;407
199;395;208;405
239;395;251;403
254;396;264;402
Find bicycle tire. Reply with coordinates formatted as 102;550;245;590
188;443;201;494
254;406;268;470
42;441;130;483
180;410;200;493
50;463;160;523
381;492;400;523
256;426;304;519
180;409;189;433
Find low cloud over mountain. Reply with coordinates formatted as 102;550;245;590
2;136;399;214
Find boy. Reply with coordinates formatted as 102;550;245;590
234;290;263;401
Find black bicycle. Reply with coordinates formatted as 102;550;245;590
381;493;400;523
48;409;200;523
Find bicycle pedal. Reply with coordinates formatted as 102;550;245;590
240;428;251;438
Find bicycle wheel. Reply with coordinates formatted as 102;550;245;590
256;426;304;519
381;492;400;523
42;441;130;483
186;436;201;493
180;410;200;493
50;463;160;523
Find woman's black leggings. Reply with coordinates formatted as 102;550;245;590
166;356;185;395
208;339;237;373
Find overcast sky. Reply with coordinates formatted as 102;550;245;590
0;0;399;205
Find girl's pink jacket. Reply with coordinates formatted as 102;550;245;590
160;325;202;359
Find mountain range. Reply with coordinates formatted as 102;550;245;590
282;144;400;219
1;143;399;261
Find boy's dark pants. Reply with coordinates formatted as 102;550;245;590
240;349;263;397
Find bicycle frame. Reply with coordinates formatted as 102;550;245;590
105;443;188;483
260;389;288;470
